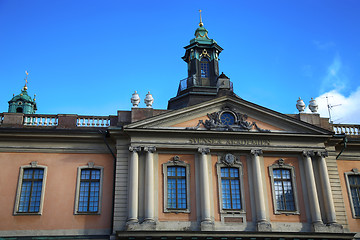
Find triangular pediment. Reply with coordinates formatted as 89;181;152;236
124;96;332;135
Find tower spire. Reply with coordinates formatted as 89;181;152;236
199;9;203;27
23;70;29;91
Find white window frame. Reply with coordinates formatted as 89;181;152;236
216;154;246;214
74;162;104;215
268;159;300;215
162;156;190;213
345;168;360;219
14;161;47;215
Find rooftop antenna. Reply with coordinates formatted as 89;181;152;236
325;95;341;123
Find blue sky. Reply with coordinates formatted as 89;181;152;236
1;0;359;123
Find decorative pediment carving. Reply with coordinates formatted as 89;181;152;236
221;153;239;166
167;155;185;165
187;106;270;132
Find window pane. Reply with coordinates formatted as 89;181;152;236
273;168;295;211
167;166;187;209
18;168;44;213
221;167;241;210
349;175;360;216
78;169;101;213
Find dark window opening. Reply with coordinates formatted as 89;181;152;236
16;107;23;113
200;58;209;78
349;175;360;217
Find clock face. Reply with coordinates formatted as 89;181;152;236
220;112;235;125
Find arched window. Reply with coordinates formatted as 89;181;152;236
16;107;23;113
200;58;209;78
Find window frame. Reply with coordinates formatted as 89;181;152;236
74;162;104;215
345;169;360;219
162;156;190;213
216;155;245;214
14;161;47;215
268;159;299;215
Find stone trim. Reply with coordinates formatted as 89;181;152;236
268;158;300;215
162;156;191;213
13;162;48;215
74;163;104;215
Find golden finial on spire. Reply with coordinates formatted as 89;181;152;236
23;70;29;91
199;9;203;27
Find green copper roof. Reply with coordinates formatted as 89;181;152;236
9;88;35;103
189;25;217;45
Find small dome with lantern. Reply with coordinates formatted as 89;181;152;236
8;71;37;114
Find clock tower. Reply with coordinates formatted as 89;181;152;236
168;11;233;110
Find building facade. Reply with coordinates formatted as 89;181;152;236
0;19;360;240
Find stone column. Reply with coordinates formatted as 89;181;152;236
144;146;156;222
251;149;271;231
302;151;322;224
198;147;212;224
317;151;337;224
127;146;141;224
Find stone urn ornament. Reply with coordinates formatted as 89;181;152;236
296;97;306;112
144;91;154;108
309;98;318;113
131;91;140;107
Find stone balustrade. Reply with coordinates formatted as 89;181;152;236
24;115;58;126
0;113;115;129
77;116;111;127
333;124;360;135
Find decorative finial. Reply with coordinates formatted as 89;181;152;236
296;97;306;112
144;91;154;108
34;94;36;101
131;91;140;107
199;9;203;27
309;97;318;113
23;70;29;91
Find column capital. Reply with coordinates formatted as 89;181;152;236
302;150;315;157
198;147;210;155
316;151;328;158
251;149;263;156
144;146;156;153
129;146;141;152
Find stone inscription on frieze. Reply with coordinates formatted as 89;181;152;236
189;138;270;146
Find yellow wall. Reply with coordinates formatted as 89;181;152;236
337;160;360;232
0;152;113;231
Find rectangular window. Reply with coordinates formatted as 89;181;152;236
167;166;187;209
221;167;241;210
18;168;44;213
75;163;103;215
273;169;295;211
14;162;47;215
268;159;299;215
346;173;360;217
78;169;101;213
163;157;190;213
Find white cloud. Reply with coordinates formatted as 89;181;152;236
307;88;360;124
320;55;348;93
